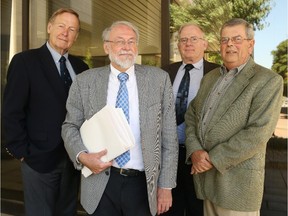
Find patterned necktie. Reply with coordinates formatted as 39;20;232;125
115;72;130;167
59;56;72;90
176;64;194;125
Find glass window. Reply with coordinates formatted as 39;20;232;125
1;0;163;105
28;0;162;68
1;0;23;92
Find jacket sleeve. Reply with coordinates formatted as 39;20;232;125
61;76;89;170
158;71;179;188
2;54;30;159
184;98;205;163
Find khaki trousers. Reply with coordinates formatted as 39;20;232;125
204;200;260;216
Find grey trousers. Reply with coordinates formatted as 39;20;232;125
21;156;80;216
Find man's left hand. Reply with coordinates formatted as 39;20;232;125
157;188;172;215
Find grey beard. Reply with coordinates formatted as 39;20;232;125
109;52;137;69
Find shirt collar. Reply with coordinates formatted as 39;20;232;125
181;58;204;71
220;57;250;76
46;41;68;63
110;64;135;80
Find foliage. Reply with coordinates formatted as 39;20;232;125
170;0;273;34
231;0;273;30
170;0;232;42
206;51;223;65
84;49;94;68
170;4;193;33
169;0;274;64
271;39;288;96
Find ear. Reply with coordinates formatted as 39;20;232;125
74;32;79;42
103;43;110;55
248;39;255;55
47;22;52;34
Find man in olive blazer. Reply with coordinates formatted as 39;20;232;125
62;64;178;215
186;57;282;211
185;19;283;215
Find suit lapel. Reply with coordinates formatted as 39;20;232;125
164;62;182;84
169;62;182;83
88;66;109;116
195;69;220;116
38;45;68;103
207;58;256;131
135;65;148;128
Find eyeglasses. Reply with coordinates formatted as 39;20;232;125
220;35;251;44
105;39;137;47
178;36;204;44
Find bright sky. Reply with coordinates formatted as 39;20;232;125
254;0;288;69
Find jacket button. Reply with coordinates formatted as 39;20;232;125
105;171;109;175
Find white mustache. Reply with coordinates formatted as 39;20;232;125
118;51;134;55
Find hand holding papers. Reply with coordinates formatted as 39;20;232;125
80;105;135;177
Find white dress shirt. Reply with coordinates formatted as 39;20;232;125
106;64;144;171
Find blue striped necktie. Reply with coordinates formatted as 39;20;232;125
115;72;130;167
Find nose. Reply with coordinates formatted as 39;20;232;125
186;38;193;45
227;38;234;46
62;28;69;36
122;42;131;49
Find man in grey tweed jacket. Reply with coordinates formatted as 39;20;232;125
62;21;178;216
185;18;283;216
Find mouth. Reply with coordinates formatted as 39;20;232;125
119;54;133;59
226;50;237;54
58;37;68;43
119;51;134;57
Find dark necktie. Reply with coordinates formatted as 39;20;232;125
176;64;194;125
115;72;130;167
59;56;72;89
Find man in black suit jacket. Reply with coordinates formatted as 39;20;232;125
162;23;219;216
2;8;89;216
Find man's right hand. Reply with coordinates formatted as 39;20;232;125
190;150;213;174
78;149;113;174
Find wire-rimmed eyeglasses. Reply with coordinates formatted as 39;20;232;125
178;36;204;44
104;39;137;47
220;35;252;45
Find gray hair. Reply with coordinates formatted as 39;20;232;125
102;21;139;42
177;22;205;39
220;18;254;39
48;8;80;31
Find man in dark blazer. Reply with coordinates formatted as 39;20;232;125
2;8;89;216
162;23;219;216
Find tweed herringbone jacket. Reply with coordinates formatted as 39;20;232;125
62;64;178;215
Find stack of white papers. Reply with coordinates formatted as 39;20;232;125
80;105;135;177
